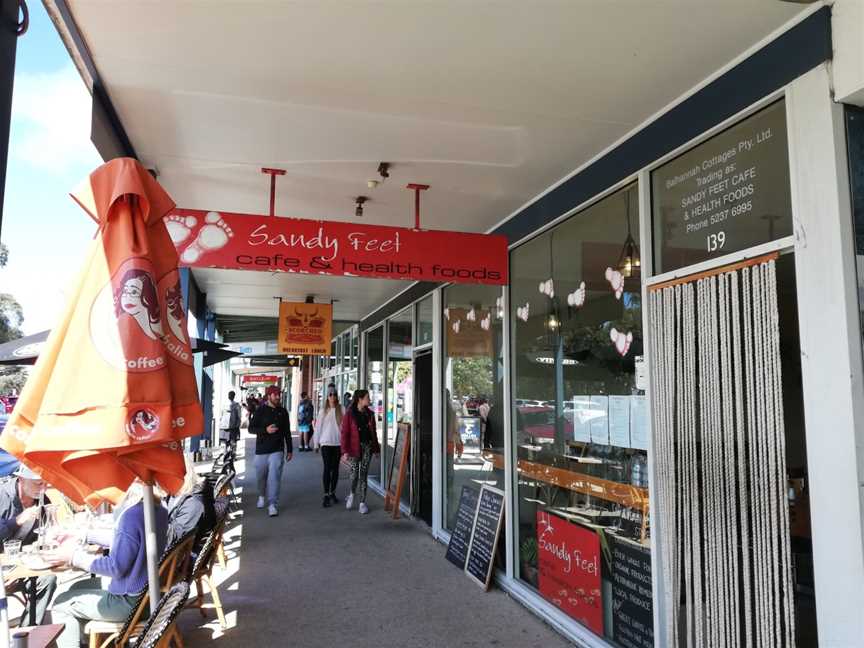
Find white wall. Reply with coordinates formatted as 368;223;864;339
832;0;864;107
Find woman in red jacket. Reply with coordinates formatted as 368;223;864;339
340;389;381;514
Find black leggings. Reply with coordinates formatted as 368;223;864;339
321;445;341;494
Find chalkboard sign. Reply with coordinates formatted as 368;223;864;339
386;423;407;493
465;485;505;590
652;100;791;273
445;486;480;569
610;536;654;648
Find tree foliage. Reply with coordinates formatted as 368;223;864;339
451;355;493;399
0;244;28;394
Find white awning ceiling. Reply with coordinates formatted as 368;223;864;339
59;0;809;322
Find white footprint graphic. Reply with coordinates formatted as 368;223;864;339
165;215;198;245
605;267;624;300
181;212;233;264
610;327;634;357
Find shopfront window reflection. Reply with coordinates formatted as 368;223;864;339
443;285;504;532
387;309;413;506
510;184;651;647
365;326;385;483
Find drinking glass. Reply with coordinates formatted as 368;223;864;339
4;540;21;559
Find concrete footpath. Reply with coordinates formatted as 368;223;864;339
179;434;573;648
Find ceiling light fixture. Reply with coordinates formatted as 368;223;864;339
378;162;390;180
355;196;368;218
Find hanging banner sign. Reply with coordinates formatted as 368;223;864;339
536;511;604;635
278;302;332;355
164;209;508;285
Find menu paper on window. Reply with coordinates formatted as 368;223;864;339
589;396;609;445
536;511;604;635
629;396;649;451
608;396;631;448
572;397;591;443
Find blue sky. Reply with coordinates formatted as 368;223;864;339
0;1;102;334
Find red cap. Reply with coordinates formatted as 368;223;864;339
265;385;281;396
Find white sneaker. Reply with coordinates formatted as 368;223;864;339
268;504;278;517
257;496;265;509
345;493;354;510
359;502;369;515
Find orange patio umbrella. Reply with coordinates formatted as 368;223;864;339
0;157;203;603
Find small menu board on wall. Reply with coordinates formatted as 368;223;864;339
465;486;505;590
652;99;792;273
610;535;654;648
445;486;480;569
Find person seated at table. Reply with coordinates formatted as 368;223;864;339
164;456;216;553
51;480;168;648
0;465;57;625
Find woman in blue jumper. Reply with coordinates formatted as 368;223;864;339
52;481;169;648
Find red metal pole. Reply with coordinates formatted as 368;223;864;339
261;168;286;217
406;183;429;230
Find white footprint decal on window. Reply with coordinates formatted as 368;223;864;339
610;327;633;357
567;281;586;308
165;215;198;245
452;320;461;334
180;212;234;264
480;313;491;331
538;279;554;298
605;267;624;300
516;302;530;323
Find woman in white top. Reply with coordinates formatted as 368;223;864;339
312;386;344;507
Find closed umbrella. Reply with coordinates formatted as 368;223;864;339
0;158;202;607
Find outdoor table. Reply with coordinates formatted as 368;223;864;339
3;558;83;626
11;624;64;648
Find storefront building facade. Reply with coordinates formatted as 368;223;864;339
329;7;864;646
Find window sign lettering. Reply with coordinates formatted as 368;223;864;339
651;100;792;273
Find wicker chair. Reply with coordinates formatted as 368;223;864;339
134;582;191;648
85;531;196;648
186;513;228;629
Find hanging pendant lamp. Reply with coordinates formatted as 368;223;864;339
617;190;640;278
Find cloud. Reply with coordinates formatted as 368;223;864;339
10;65;100;172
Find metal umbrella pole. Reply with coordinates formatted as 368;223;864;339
141;483;161;607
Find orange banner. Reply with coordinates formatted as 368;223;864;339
278;302;332;355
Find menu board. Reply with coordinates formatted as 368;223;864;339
536;511;604;635
652;100;791;273
610;536;654;648
445;486;480;570
387;422;408;492
465;486;505;590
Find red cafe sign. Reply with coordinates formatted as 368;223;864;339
164;209;508;285
536;511;604;635
242;374;280;385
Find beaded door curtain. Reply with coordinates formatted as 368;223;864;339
649;256;795;648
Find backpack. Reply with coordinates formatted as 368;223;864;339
299;400;313;425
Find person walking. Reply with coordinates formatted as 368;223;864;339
250;385;293;517
340;389;380;515
218;390;241;448
312;385;343;507
297;391;314;452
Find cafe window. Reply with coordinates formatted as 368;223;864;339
417;296;433;346
443;284;504;532
387;309;413;506
365;326;385;483
511;183;652;647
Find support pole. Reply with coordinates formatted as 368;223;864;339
406;183;429;230
142;483;161;608
261;168;286;217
